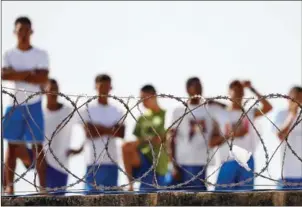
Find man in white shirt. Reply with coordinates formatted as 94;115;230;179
210;80;272;191
169;77;226;191
2;17;49;194
69;74;125;194
42;78;78;195
274;86;302;189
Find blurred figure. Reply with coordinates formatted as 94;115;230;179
69;74;125;194
169;77;226;191
43;78;78;195
210;80;272;191
2;17;49;194
122;85;169;191
274;86;302;189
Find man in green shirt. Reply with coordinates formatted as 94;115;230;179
122;85;169;191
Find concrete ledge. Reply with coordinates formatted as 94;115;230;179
2;191;302;206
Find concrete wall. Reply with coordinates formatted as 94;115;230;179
2;191;302;206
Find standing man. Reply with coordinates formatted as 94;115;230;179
69;74;125;194
274;86;302;189
169;77;226;191
210;80;272;191
42;78;78;195
122;85;169;191
2;17;49;194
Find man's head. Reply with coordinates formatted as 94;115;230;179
14;17;33;44
229;80;244;100
44;78;59;101
186;77;202;97
140;84;157;109
289;86;302;104
95;74;112;96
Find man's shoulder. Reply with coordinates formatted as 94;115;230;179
3;48;18;57
108;104;124;117
5;47;48;55
31;47;49;57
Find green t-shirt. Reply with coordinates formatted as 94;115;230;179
133;109;169;175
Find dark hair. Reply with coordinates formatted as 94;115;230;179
95;74;111;83
141;84;156;95
48;78;58;85
290;86;302;94
229;80;242;89
15;16;31;26
186;77;201;89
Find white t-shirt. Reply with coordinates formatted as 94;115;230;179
218;108;257;163
171;103;225;166
2;47;49;105
274;109;302;178
79;101;124;166
43;105;76;174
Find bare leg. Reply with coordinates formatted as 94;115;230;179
4;143;18;195
32;144;47;193
122;143;141;191
15;144;33;168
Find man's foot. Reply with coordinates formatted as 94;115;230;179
4;186;14;195
129;184;134;191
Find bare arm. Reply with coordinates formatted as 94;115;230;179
2;68;32;81
277;113;297;141
2;68;49;84
84;122;125;139
168;129;177;164
24;69;49;84
209;121;226;148
242;81;273;118
209;122;248;147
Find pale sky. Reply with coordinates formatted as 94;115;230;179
1;1;301;195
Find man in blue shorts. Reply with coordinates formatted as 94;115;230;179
169;77;226;191
2;17;49;194
42;79;78;195
210;80;272;191
122;85;169;191
69;74;125;194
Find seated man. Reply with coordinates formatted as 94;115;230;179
122;85;169;191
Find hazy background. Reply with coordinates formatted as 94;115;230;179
1;1;301;195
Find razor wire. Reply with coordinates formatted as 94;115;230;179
1;87;302;195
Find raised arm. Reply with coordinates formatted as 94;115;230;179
242;81;273;118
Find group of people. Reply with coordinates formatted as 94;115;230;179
2;16;302;195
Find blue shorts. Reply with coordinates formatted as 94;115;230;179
170;165;207;191
216;156;254;191
133;151;168;192
2;101;44;143
46;163;68;195
85;164;118;194
278;178;302;190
